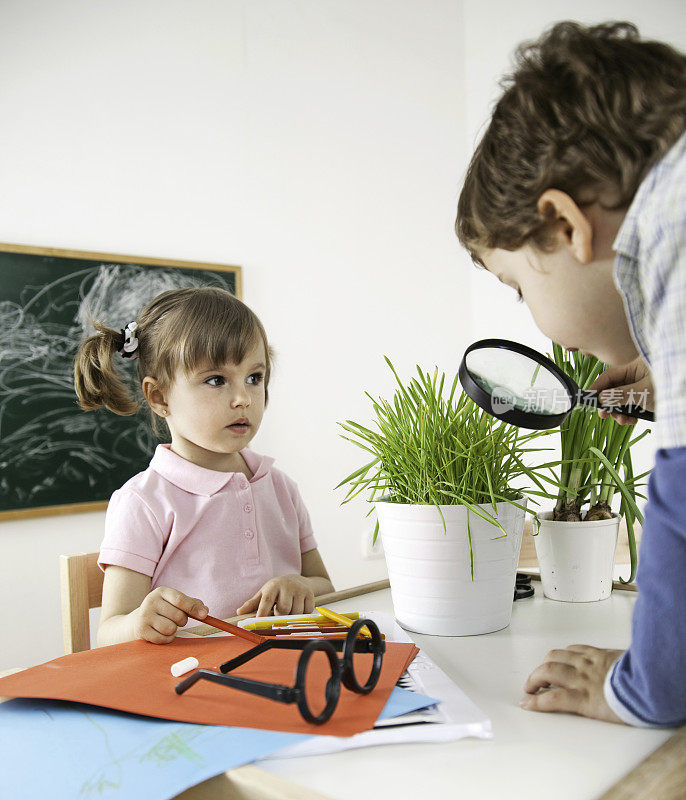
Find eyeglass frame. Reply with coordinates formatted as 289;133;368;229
174;617;385;724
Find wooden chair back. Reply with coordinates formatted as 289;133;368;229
59;552;104;654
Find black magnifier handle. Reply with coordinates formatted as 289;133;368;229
578;390;654;422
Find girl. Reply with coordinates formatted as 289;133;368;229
74;286;334;646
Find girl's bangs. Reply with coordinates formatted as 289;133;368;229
176;302;264;375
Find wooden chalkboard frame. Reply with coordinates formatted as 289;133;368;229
0;243;242;521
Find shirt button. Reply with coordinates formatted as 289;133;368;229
244;504;253;513
244;529;254;539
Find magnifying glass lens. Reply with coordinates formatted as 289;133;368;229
460;339;654;429
465;349;572;416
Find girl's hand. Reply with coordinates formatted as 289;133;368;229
131;586;209;644
521;644;626;724
236;575;316;617
590;356;654;425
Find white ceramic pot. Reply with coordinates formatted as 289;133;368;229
375;498;527;636
533;511;620;602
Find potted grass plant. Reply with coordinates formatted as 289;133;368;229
533;344;650;602
337;358;551;636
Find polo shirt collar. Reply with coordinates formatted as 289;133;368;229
241;447;275;482
150;444;275;497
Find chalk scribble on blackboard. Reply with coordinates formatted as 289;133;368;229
0;255;237;514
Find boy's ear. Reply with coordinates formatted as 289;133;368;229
537;189;593;264
142;376;169;418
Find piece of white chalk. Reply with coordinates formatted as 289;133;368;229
170;656;199;677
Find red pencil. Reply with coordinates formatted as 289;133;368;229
187;613;266;644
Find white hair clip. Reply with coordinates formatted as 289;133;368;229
119;322;139;359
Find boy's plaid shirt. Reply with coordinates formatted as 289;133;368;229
613;131;686;450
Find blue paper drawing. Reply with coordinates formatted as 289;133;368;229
0;686;436;799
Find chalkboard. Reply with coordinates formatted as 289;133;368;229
0;244;241;519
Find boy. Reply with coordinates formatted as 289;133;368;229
456;21;686;727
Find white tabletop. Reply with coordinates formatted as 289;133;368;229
255;587;672;800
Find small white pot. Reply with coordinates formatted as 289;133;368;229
533;511;620;602
375;497;526;636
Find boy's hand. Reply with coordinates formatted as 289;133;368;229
131;586;208;644
236;575;316;617
590;356;653;425
521;645;626;724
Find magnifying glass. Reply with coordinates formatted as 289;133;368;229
458;338;654;430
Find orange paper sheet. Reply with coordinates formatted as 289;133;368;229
0;637;419;737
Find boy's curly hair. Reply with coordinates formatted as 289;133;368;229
456;21;686;264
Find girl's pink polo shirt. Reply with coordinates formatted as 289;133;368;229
99;444;317;622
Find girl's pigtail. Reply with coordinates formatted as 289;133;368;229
74;322;140;415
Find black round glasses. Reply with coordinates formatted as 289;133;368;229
175;618;385;725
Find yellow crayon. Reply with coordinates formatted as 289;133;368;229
315;606;372;638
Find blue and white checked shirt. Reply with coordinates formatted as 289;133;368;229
613;131;686;450
605;132;686;728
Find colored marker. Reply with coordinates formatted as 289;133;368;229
260;626;351;637
243;612;359;631
315;606;372;638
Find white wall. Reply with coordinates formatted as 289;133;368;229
1;0;683;671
